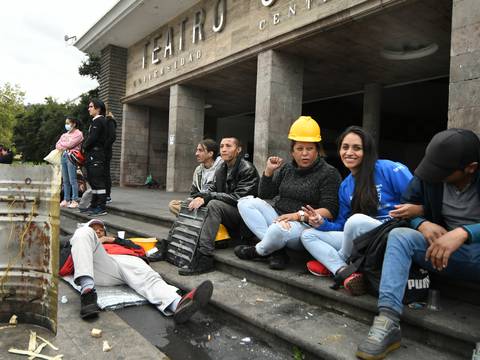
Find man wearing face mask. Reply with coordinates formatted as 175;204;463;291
83;99;109;216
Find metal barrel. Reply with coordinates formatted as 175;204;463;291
0;164;61;333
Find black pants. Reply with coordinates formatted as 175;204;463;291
105;154;112;198
86;151;107;210
198;200;244;256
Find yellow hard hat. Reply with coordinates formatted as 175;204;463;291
288;116;321;142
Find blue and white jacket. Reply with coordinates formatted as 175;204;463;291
316;159;413;232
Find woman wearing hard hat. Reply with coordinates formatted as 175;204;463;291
234;116;342;270
300;126;421;295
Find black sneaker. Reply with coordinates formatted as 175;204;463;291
80;289;100;319
178;253;214;276
88;207;107;216
173;280;213;324
106;197;112;204
234;245;265;260
356;314;401;360
268;248;289;270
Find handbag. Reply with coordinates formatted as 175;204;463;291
43;149;62;165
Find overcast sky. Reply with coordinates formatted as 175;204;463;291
0;1;118;104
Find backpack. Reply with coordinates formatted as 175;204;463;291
333;218;429;303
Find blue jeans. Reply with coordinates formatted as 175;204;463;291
378;227;480;315
237;197;308;256
301;214;382;274
61;152;79;201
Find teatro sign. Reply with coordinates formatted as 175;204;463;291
131;0;331;90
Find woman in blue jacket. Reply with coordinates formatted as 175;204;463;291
301;126;420;295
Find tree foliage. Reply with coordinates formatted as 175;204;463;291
14;98;74;162
0;83;25;148
78;53;101;81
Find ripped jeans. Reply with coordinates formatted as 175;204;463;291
237;197;309;256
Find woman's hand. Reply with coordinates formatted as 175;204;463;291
303;205;324;227
389;204;424;219
264;156;284;177
274;212;299;230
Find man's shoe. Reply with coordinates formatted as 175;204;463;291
106;197;112;203
80;289;100;319
268;248;289;270
234;245;265;260
356;314;401;360
173;280;213;324
178;253;214;276
344;272;367;296
88;207;107;216
79;206;94;213
306;260;332;277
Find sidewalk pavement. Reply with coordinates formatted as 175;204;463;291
109;187;188;219
0;281;168;360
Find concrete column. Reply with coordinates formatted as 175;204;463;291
448;0;480;133
120;104;150;186
254;50;303;172
99;45;128;185
166;85;205;192
362;83;382;146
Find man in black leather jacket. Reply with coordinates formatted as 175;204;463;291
179;137;260;275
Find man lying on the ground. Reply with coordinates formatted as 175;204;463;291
168;139;223;216
179;137;260;276
357;128;480;360
60;219;213;323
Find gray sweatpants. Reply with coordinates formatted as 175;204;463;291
70;226;181;315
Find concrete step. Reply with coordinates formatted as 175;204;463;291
214;249;480;358
60;209;478;358
149;261;462;360
61;207;171;240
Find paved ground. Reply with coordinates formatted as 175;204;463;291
0;282;167;360
109;187;188;219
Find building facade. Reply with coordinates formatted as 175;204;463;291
75;0;480;191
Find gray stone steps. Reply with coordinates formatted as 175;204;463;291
60;208;478;358
149;261;462;360
214;248;480;358
61;207;171;240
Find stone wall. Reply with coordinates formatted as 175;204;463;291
149;108;169;188
125;0;404;99
99;45;128;184
448;0;480;133
120;104;150;186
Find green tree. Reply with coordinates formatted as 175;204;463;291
78;53;101;81
0;83;25;148
14;98;73;162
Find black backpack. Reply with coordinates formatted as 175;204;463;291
332;218;429;303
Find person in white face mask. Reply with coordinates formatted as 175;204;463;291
56;117;84;208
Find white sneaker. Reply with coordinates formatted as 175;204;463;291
68;200;79;209
60;200;68;208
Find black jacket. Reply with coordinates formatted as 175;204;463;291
197;157;259;206
105;115;117;156
83;115;108;155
